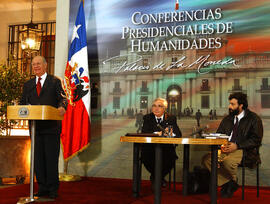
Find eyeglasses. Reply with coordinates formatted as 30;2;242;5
152;104;164;108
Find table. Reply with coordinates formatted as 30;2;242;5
120;136;227;204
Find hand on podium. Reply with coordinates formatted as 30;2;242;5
58;107;66;116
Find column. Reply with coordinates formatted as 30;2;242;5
126;80;131;108
185;78;190;108
158;79;163;98
214;77;220;108
157;79;160;98
153;79;157;100
219;78;222;108
191;78;196;109
136;80;141;109
55;0;69;77
101;81;108;108
221;78;227;108
132;80;136;108
193;78;199;110
189;78;192;107
249;76;257;109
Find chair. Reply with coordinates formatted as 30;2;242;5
239;148;260;200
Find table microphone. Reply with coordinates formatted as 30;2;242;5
190;125;209;137
157;124;169;136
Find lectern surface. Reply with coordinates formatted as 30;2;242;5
7;105;63;120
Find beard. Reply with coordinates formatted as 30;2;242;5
229;107;240;116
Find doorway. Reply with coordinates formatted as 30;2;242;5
167;85;182;117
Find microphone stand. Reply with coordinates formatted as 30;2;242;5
190;128;205;138
157;124;168;138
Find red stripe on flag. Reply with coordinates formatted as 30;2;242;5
61;99;90;160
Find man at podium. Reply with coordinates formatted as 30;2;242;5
20;56;67;199
141;98;182;190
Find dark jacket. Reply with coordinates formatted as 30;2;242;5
142;112;182;138
140;112;182;176
20;74;67;131
217;109;263;168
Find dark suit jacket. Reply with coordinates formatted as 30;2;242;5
217;109;263;168
20;74;67;131
140;112;181;176
142;112;182;137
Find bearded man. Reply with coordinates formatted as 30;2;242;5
202;92;263;198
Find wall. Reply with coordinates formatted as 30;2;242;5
0;2;56;61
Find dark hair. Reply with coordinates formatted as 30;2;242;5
228;92;248;110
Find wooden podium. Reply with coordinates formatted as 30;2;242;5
7;105;63;203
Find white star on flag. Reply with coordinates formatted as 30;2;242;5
71;76;76;84
71;24;82;43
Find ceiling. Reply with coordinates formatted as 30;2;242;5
0;0;56;11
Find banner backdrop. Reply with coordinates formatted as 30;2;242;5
68;0;270;186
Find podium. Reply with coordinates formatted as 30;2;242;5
7;105;63;203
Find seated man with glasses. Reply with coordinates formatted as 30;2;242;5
141;98;182;190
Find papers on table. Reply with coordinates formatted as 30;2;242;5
202;133;230;139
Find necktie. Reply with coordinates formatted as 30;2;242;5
230;117;238;142
157;118;162;124
36;77;42;96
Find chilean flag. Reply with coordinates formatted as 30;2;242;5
61;1;91;161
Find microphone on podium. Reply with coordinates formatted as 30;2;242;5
190;125;209;137
157;124;169;136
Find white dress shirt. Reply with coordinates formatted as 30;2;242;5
228;110;245;141
155;115;164;123
36;72;47;87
